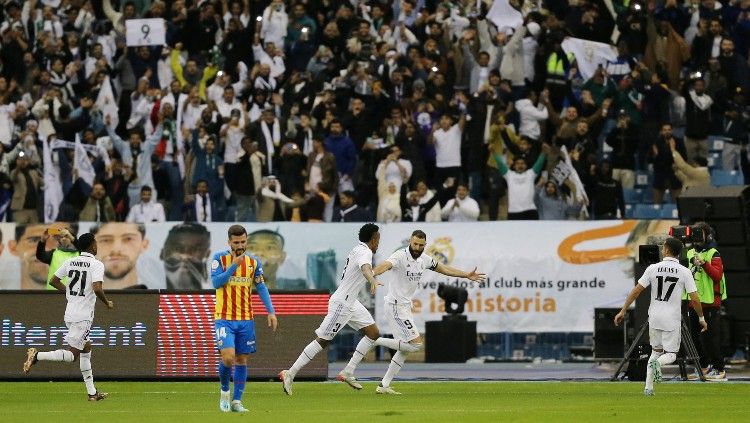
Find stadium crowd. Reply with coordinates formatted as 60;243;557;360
0;0;748;223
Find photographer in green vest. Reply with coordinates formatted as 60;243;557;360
36;227;79;290
685;222;727;381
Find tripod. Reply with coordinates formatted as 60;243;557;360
611;319;706;382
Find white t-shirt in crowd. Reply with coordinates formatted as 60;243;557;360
505;170;538;213
434;124;462;168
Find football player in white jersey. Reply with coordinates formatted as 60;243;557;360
366;229;486;394
23;233;113;401
615;237;707;396
279;224;422;395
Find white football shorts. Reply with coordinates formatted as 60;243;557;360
649;327;681;353
65;320;92;350
385;301;420;342
315;300;375;340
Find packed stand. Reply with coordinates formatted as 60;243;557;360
0;0;748;224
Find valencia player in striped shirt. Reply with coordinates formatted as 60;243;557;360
211;225;278;413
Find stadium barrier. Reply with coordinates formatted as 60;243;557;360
0;290;329;381
0;220;679;334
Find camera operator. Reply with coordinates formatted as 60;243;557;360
686;222;727;381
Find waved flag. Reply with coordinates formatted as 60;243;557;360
42;137;63;223
74;134;96;187
561;37;618;80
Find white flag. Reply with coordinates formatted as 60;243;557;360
560;145;590;218
74;134;96;187
487;0;523;32
42;137;63;223
561;37;618;80
126;18;166;46
96;75;119;130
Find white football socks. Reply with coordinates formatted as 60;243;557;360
374;337;421;352
658;352;676;366
645;351;662;391
289;340;324;378
343;336;376;374
79;352;97;396
36;350;75;362
381;351;407;387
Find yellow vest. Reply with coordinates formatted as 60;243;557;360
684;248;727;303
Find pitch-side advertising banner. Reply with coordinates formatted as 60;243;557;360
0;220;675;332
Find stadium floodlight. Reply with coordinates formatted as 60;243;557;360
437;284;468;315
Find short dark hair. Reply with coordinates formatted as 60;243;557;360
664;237;683;258
359;223;379;242
164;222;210;247
412;230;427;240
141;186;152;193
75;233;96;252
248;229;285;248
90;222;146;238
341;190;356;200
228;225;247;238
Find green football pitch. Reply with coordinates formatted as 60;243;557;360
2;381;749;422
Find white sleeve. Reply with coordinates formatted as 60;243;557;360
54;261;68;279
683;269;698;294
637;265;652;288
355;248;373;270
92;261;105;284
386;251;401;270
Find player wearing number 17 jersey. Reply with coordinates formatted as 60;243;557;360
23;233;113;401
615;237;707;396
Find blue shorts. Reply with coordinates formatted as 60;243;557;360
214;320;257;354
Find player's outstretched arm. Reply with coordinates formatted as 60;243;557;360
361;264;382;295
372;261;393;277
92;281;114;309
434;263;487;282
688;291;708;332
49;275;66;292
614;284;645;326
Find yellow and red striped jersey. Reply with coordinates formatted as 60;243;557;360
211;251;264;320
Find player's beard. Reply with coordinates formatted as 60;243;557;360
408;247;423;259
232;247;245;257
104;256;135;280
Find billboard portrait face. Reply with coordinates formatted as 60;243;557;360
247;231;286;289
8;223;76;290
160;223;211;290
93;223;149;289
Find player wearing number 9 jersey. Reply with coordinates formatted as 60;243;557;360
368;229;486;394
211;225;277;413
280;223;422;396
23;233;113;402
615;237;707;396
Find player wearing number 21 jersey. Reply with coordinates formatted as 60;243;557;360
615;237;706;396
23;233;113;401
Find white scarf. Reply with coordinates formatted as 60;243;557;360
302;127;313;156
261;119;280;174
689;90;713;111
